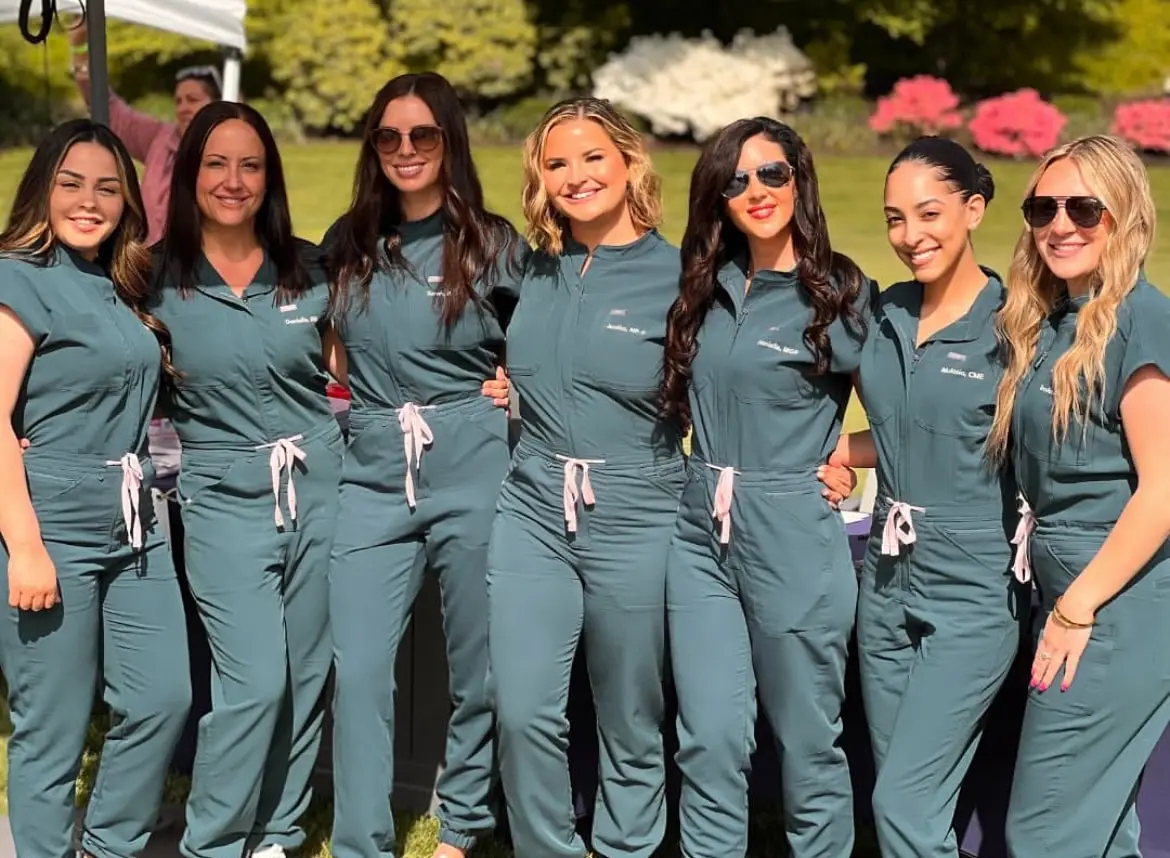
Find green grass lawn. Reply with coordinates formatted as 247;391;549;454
0;142;1166;854
2;142;1168;291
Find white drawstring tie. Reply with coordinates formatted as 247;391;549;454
556;455;604;533
881;499;925;556
105;453;144;549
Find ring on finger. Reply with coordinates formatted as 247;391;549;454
1038;651;1052;661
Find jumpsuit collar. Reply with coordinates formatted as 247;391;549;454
562;228;666;264
195;247;278;304
53;243;109;278
395;208;445;243
923;267;1005;345
1053;267;1151;318
715;255;800;318
883;266;1004;351
560;228;667;288
52;244;117;302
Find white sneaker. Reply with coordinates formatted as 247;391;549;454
251;846;287;858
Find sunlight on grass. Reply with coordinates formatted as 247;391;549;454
2;143;1168;288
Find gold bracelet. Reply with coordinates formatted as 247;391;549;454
1052;599;1094;629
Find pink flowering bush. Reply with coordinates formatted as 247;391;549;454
869;76;963;136
968;89;1067;158
1111;100;1170;154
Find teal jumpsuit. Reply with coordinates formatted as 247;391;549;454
855;274;1023;858
488;231;687;858
0;249;191;858
151;247;343;858
667;260;875;858
325;211;523;858
1006;277;1170;858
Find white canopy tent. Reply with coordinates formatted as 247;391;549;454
0;0;246;123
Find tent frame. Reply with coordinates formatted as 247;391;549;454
15;0;242;125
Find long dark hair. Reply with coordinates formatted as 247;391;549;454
0;118;175;379
661;117;866;429
326;72;520;326
157;101;310;303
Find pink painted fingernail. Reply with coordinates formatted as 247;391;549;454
1060;683;1069;692
1038;683;1048;692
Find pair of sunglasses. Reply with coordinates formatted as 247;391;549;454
722;161;793;199
1021;195;1107;229
370;125;443;156
176;64;222;89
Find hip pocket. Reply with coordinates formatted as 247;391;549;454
177;459;238;508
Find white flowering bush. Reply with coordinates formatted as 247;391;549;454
592;28;817;142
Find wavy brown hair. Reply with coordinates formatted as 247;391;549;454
326;72;520;327
660;117;867;429
521;97;661;255
158;101;311;306
0;118;174;379
986;135;1156;464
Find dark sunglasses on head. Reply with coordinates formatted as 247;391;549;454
1021;195;1107;229
370;125;443;155
722;161;793;199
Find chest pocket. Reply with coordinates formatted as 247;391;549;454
170;306;245;390
1017;368;1095;467
263;298;325;378
580;305;666;393
733;321;817;405
48;310;124;391
505;283;558;377
911;346;997;438
409;286;497;354
858;323;900;426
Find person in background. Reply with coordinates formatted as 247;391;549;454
989;135;1170;858
825;137;1024;858
323;71;520;858
0;118;191;858
487;97;686;858
660;117;872;858
151;101;343;858
67;16;221;245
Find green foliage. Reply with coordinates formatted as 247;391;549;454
0;28;80;146
267;0;399;134
846;0;1120;98
246;95;306;143
1077;0;1170;96
785;94;882;156
385;0;538;99
529;0;632;94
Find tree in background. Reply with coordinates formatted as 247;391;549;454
0;0;1167;142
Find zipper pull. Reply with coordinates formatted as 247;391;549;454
1032;349;1049;370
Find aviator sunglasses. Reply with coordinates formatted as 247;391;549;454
722;160;794;199
1021;195;1107;230
370;125;444;156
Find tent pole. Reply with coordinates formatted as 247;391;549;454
87;0;109;124
222;46;242;102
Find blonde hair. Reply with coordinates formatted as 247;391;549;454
520;97;661;254
986;135;1156;464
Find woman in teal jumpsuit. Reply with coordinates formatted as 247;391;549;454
151;102;344;858
825;137;1025;858
487;97;687;858
323;72;520;858
989;135;1170;858
0;120;190;858
660;118;873;858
